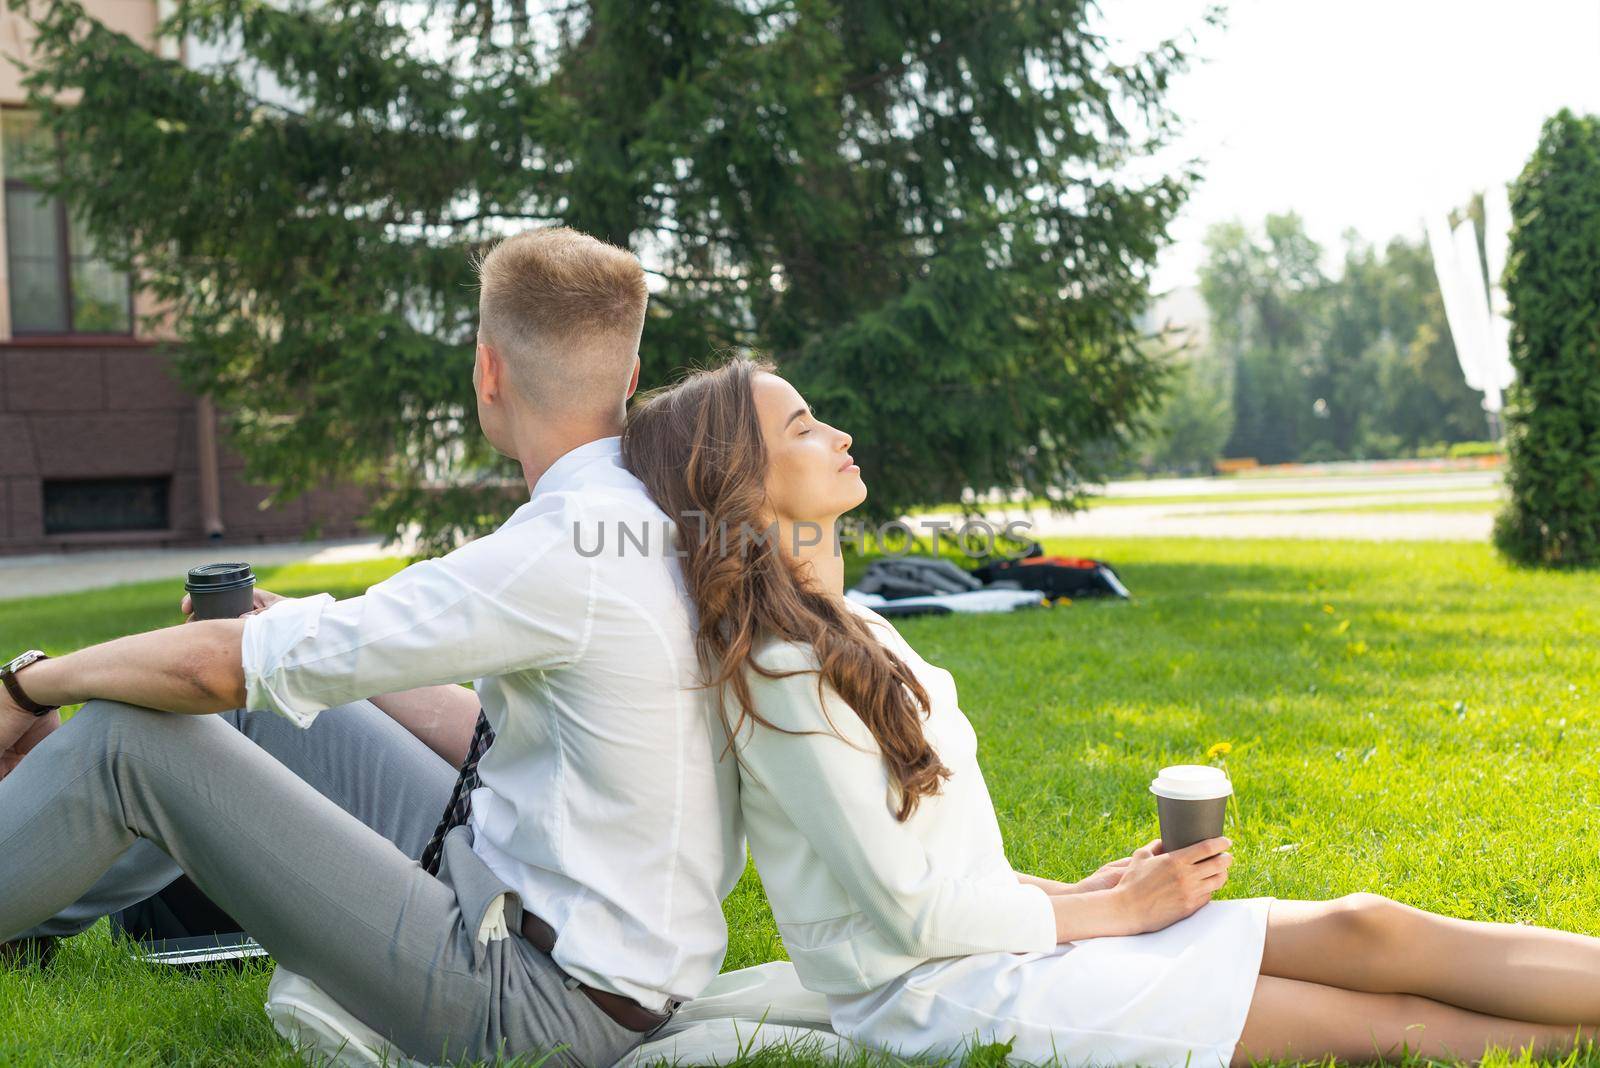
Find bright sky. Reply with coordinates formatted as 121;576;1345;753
1095;0;1600;294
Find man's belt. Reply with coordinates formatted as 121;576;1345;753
519;912;675;1033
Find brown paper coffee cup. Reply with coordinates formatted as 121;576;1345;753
1150;764;1232;853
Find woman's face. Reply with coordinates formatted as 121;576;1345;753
751;371;866;525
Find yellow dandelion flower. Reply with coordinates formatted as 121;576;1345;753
1206;741;1232;759
1321;603;1336;614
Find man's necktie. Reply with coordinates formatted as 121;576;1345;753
419;708;497;876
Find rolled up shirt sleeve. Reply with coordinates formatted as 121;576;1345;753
240;499;594;728
736;643;1059;959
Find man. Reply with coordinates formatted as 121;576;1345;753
0;228;744;1067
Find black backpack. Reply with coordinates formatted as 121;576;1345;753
969;541;1131;599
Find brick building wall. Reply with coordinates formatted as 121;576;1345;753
0;341;372;554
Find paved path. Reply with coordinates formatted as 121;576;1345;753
0;535;416;603
1091;469;1502;500
970;506;1496;543
918;470;1504;544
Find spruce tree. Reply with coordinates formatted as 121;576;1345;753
21;0;1209;553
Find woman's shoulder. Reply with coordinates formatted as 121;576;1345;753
747;633;821;676
741;634;880;746
839;593;895;633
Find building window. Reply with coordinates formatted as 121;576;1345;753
2;109;132;336
43;477;170;534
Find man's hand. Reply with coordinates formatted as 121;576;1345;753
181;587;285;622
0;690;59;781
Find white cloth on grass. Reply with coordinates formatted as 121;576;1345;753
845;588;1046;613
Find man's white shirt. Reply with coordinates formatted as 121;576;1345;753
239;435;744;1011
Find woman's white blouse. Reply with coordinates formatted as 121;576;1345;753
729;599;1058;995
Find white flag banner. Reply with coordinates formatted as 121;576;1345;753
1481;185;1517;393
1427;214;1489;393
1451;218;1503;412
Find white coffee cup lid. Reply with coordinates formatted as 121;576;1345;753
1150;764;1233;800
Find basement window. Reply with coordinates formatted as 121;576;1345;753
43;477;170;534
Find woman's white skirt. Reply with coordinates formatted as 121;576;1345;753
827;897;1276;1068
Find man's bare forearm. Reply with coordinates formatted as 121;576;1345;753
20;611;477;762
368;684;481;769
17;621;247;715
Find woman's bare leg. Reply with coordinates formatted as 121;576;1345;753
1231;974;1597;1068
1259;893;1600;1024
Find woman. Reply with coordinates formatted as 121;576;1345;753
622;356;1600;1067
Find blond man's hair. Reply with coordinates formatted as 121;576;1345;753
475;227;648;415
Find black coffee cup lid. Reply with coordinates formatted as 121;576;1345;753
185;562;256;592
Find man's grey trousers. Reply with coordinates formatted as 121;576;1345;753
0;698;641;1067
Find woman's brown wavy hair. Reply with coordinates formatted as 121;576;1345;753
621;355;950;821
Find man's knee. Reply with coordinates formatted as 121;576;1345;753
66;699;209;757
68;699;164;735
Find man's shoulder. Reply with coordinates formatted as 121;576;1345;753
496;475;671;539
478;474;694;614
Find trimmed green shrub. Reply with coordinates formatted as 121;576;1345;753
1494;109;1600;567
1447;441;1504;460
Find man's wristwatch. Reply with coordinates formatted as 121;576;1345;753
1;650;60;717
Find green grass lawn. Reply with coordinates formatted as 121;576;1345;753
3;537;1599;1066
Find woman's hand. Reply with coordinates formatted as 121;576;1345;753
1074;855;1134;893
180;587;285;622
1018;851;1138;897
1107;836;1232;935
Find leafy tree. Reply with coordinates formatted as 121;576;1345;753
1494;108;1600;567
1313;230;1389;455
1197;213;1492;465
1198;213;1328;463
1368;233;1487;449
20;0;1213;554
1130;347;1232;475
